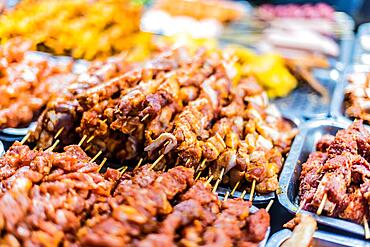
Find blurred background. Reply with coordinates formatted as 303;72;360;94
247;0;369;28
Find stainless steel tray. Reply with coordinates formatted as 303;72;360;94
0;140;4;157
217;187;274;205
266;228;370;247
1;121;36;136
331;64;370;124
352;23;370;65
278;119;367;236
273;68;340;121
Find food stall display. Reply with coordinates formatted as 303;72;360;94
1;0;370;245
0;0;151;60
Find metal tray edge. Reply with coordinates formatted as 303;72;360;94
266;229;370;247
277;119;367;236
330;64;370;124
0;140;3;157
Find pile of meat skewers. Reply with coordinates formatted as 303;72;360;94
0;141;269;247
29;51;135;149
0;38;76;129
344;72;370;123
29;46;297;196
299;120;370;225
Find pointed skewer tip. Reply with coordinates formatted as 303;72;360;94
78;135;88;147
249;180;256;202
224;191;230;201
204;175;214;187
316;193;327;216
47;139;60;152
134;158;144;170
97;158;107;173
149;154;165;170
90;150;103;163
20;132;31;145
87;135;95;144
266;200;274;213
54;127;64;139
240;190;246;200
364;216;370;239
231;181;240;196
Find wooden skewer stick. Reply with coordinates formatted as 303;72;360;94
215;133;226;149
266;200;274;213
54;127;64;139
141;114;150;122
149;154;165;170
120;166;128;176
240;190;246;200
130;128;136;134
231;181;240;196
162;165;167;172
212;168;225;193
204;175;214;187
364;216;370;239
195;171;202;181
224;191;230;201
249;180;256;202
316;193;327;215
86;135;95;144
134;158;143;170
90;150;103;163
297;199;307;214
85;145;92;152
78;135;87;147
219;168;225;180
200;159;207;169
212;179;221;193
97;158;107;173
196;159;206;173
185;159;191;166
20;132;31;145
46;139;60;152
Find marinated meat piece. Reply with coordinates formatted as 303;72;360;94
0;39;75;129
0;142;269;247
316;134;335;152
299;121;370;223
339;187;366;223
241;209;270;243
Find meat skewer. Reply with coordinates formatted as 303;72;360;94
0;38;76;130
27;44;297;199
29;52;135;149
299;120;370;239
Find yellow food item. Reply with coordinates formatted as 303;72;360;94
0;0;151;60
158;33;218;53
155;0;244;22
227;46;297;98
